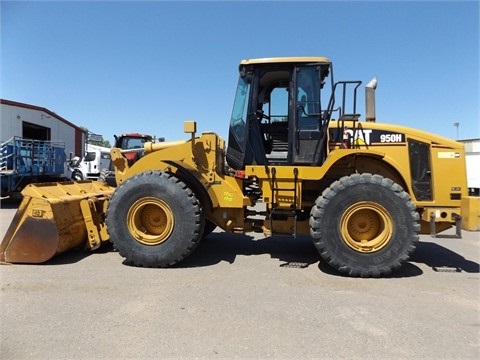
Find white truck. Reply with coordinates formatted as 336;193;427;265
67;144;111;181
460;139;480;196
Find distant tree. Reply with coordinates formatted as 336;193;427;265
80;126;111;147
90;139;111;148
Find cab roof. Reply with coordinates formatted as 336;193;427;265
240;57;330;66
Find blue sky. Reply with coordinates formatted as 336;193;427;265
1;0;479;145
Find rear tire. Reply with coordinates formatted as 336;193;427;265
106;171;204;267
310;173;419;277
98;168;116;186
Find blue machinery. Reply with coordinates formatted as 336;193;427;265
0;137;66;198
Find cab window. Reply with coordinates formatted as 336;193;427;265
84;152;96;162
229;77;251;144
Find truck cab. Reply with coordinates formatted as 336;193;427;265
68;144;111;181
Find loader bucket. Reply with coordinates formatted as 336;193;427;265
0;181;114;264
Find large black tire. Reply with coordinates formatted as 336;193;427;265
71;170;84;181
310;173;419;277
98;168;110;183
106;171;204;267
98;168;116;186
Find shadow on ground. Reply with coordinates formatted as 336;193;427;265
181;233;320;269
179;232;480;278
7;230;479;278
0;198;22;209
410;241;480;273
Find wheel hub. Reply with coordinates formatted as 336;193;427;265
341;201;393;253
127;197;174;245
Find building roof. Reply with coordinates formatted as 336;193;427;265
0;98;86;133
459;138;480;142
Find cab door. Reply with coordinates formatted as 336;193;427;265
226;72;266;170
292;66;327;165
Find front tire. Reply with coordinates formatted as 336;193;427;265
310;173;419;277
71;170;84;181
106;171;204;267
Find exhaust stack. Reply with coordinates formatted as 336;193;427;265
365;77;377;122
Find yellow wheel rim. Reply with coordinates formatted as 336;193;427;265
127;197;174;246
340;201;393;253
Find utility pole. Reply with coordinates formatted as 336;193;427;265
453;122;459;139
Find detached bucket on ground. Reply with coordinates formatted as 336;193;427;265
0;181;114;264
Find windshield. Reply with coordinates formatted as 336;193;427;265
121;137;149;149
229;76;251;144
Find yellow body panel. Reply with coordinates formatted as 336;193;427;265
115;133;248;209
329;121;467;201
111;132;252;231
461;196;480;231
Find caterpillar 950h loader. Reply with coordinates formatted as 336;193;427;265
1;57;477;277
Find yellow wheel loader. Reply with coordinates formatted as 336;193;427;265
2;57;478;277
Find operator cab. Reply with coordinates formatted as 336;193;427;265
226;57;335;170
